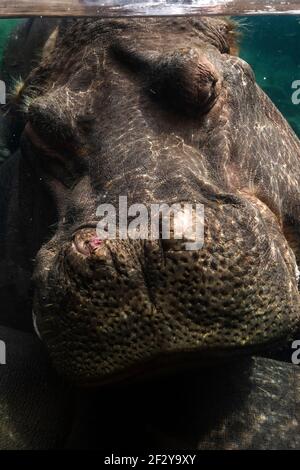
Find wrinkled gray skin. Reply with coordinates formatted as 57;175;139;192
0;17;299;449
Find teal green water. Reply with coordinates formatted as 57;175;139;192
0;19;22;59
0;16;300;136
238;15;300;137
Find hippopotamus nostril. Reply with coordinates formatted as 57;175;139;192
72;228;104;257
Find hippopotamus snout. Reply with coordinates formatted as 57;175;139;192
32;192;300;384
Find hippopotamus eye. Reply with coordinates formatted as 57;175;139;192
218;24;228;34
21;118;85;188
147;54;221;117
111;42;221;117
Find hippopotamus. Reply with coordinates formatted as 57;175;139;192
0;16;299;449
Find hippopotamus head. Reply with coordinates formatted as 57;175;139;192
16;17;300;385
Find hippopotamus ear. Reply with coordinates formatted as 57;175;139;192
188;17;240;56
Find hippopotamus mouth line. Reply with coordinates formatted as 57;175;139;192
71;337;288;388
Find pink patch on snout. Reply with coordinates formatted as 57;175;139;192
88;237;103;251
73;230;104;257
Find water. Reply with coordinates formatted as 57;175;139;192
238;15;300;137
0;15;300;137
0;19;22;57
